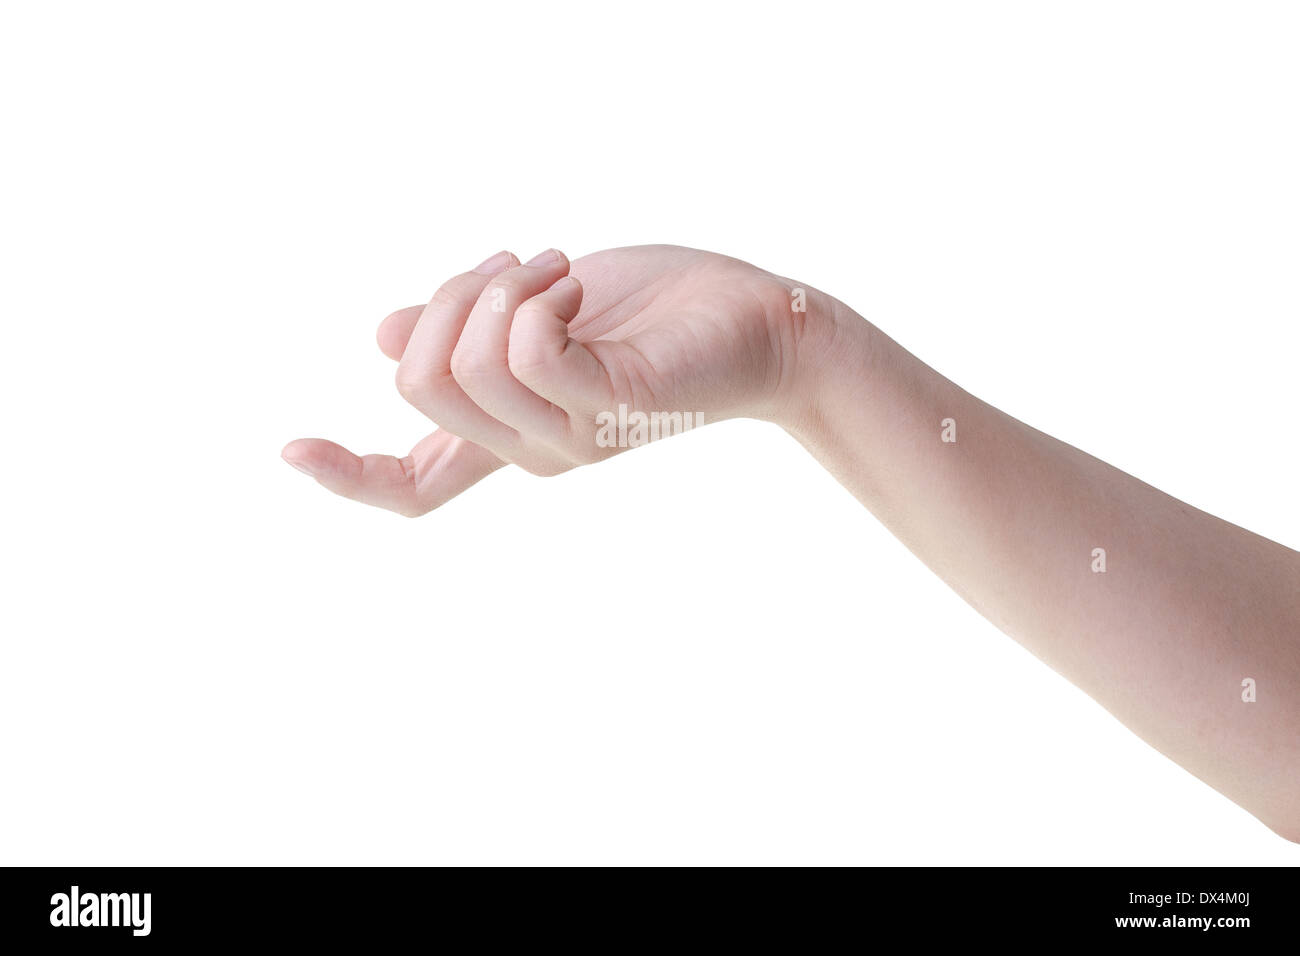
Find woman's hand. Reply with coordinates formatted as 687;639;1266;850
283;243;1300;841
282;245;829;515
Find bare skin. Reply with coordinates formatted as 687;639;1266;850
283;245;1300;842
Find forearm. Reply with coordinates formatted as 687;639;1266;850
780;303;1300;840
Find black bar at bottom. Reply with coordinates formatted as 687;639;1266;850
0;866;1289;946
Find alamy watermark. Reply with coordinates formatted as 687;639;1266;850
595;404;703;448
50;885;151;936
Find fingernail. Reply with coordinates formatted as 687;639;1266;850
525;248;560;267
284;456;317;477
472;250;514;275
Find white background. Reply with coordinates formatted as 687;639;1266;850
2;1;1297;865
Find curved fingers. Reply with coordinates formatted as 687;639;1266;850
450;250;576;451
393;253;525;460
508;275;613;419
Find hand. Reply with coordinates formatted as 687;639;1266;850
282;245;827;515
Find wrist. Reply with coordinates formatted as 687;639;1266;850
764;290;880;437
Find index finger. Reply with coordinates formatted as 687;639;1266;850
281;431;502;517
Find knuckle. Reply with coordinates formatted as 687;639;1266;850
396;363;456;406
449;346;494;383
507;340;547;379
507;317;556;378
513;300;549;323
513;301;553;329
394;365;429;404
483;275;526;305
429;274;482;312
